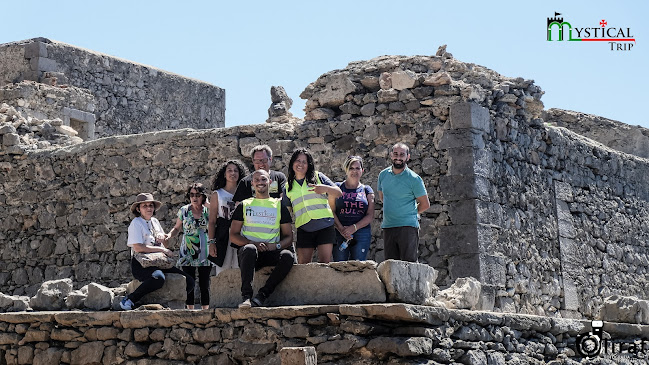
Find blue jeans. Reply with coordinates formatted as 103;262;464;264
333;226;372;261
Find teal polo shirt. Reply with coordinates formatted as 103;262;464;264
377;166;428;229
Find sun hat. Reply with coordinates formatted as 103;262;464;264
130;193;162;214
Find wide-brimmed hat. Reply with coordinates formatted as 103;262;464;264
130;193;162;214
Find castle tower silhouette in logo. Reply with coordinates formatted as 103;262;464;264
547;12;563;28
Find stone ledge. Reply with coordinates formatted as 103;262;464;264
210;261;388;308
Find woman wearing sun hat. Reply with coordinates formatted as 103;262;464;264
120;192;195;310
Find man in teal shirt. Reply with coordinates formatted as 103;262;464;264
377;143;430;262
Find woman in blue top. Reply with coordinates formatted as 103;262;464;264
333;156;375;261
168;183;211;309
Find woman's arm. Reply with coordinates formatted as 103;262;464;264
167;218;183;240
341;193;375;238
207;191;219;257
131;243;174;256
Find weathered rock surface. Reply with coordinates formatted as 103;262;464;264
544;108;649;159
0;292;30;312
436;277;481;310
210;261;386;308
126;273;187;309
266;85;300;124
597;295;649;324
376;260;439;305
29;278;73;310
84;283;114;310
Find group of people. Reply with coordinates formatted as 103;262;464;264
120;143;429;310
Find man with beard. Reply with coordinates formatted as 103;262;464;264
230;169;294;307
233;145;286;203
377;143;430;262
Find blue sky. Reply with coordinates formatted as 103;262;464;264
1;1;646;128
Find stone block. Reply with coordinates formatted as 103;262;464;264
210;261;386;308
360;103;375;116
438;129;474;149
126;273;186;309
391;70;417;90
84;283;114;310
315;74;356;107
449;102;490;131
29;57;58;72
447;254;481;280
480;254;506;286
436;277;481;310
3;133;20;146
448;200;477;225
23;41;47;58
279;347;317;365
439;175;476;201
477;284;496;311
447;147;475;175
366;336;433;357
422;72;451;86
29;278;73;310
0;293;30;312
376;260;438;305
438;225;479;255
377;89;398;103
306;107;335;121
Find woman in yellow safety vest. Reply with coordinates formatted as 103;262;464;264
283;148;342;264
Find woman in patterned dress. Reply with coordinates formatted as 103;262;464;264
168;183;211;309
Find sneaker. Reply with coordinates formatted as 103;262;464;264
238;298;251;308
251;294;266;307
120;297;134;310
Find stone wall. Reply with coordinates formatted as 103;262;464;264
544;108;649;159
2;50;649;321
0;304;641;364
0;38;225;139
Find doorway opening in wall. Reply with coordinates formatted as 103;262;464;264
69;118;90;140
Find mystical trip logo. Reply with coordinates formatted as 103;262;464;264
547;12;636;51
576;320;649;359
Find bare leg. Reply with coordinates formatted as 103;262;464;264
317;243;333;263
297;248;315;264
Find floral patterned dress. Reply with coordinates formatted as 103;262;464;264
176;204;211;267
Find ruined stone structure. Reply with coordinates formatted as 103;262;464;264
1;303;642;364
2;47;649;319
1;41;649;363
0;38;224;142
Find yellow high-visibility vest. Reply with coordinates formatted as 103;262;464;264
286;172;333;228
241;197;282;243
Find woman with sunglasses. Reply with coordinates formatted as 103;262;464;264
284;148;342;263
333;156;375;261
167;183;211;309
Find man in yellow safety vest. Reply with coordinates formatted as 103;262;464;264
229;169;294;308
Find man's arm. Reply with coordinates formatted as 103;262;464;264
229;219;250;247
416;195;430;214
277;223;293;250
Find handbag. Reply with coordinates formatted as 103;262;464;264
208;217;232;267
133;251;176;269
132;218;176;269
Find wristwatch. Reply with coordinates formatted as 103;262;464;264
276;243;282;250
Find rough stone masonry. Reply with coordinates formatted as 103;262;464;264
0;37;224;142
1;39;649;359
